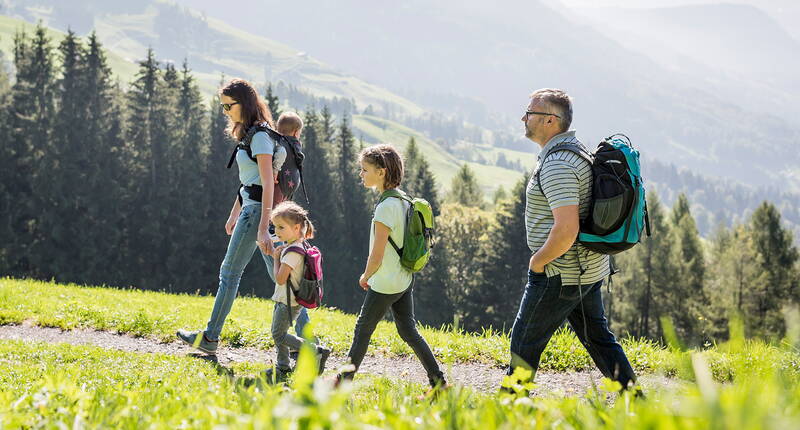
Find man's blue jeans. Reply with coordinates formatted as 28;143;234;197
204;203;309;341
509;270;636;389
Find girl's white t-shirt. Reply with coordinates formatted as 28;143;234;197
368;197;412;294
271;240;304;306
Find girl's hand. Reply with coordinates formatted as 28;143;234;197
225;216;237;235
358;274;370;290
272;244;287;259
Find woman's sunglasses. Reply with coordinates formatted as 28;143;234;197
221;102;239;111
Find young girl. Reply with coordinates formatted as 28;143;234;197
338;144;446;389
175;79;309;354
268;201;331;382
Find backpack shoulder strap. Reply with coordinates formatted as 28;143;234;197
535;143;593;198
376;189;412;258
255;124;283;142
283;245;307;258
378;189;412;204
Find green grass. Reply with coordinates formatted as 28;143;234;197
3;277;800;384
1;338;799;429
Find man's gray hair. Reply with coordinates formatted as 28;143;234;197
530;88;573;132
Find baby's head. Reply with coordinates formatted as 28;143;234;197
277;112;303;137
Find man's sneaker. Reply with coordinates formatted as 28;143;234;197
264;366;293;384
176;329;218;355
316;346;332;375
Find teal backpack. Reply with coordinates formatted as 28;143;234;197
377;189;435;272
536;134;651;254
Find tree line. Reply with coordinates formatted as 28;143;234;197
1;27;797;344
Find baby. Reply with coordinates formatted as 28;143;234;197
273;112;304;184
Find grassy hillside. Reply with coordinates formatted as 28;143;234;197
2;278;800;428
0;10;529;196
0;15;139;83
353;115;529;194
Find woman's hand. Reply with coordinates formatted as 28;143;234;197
358;273;370;290
257;229;274;255
225;216;237;235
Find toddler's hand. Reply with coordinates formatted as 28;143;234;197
272;244;287;258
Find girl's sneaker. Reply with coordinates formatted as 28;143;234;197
176;329;218;355
417;383;451;401
264;366;293;384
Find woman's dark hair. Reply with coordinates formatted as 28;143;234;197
220;79;274;141
359;144;404;189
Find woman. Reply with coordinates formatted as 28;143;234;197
177;78;308;355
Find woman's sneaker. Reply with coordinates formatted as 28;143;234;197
176;329;218;355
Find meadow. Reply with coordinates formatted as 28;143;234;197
1;277;799;429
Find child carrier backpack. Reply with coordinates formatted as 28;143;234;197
535;134;651;255
226;123;309;205
377;189;435;273
283;242;324;319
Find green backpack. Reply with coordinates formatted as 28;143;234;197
377;189;435;273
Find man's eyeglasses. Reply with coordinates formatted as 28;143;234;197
221;102;239;111
525;110;561;120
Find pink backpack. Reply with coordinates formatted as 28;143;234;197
283;242;323;309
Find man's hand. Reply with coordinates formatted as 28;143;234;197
529;255;545;274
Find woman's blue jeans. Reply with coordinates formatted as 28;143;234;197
204;203;309;341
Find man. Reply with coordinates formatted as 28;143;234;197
509;88;636;390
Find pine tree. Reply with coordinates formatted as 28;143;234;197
265;82;281;120
706;222;761;339
82;32;127;285
47;29;90;281
668;193;708;343
165;59;210;292
403;137;440;215
0;47;13;273
331;114;373;311
448;164;483;208
4;26;57;277
436;202;491;330
463;175;528;331
748;201;799;337
610;191;676;340
125;48;162;288
493;186;508;206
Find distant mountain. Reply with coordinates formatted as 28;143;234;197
558;0;800;44
568;3;800;123
169;0;800;194
0;7;527;195
0;0;425;117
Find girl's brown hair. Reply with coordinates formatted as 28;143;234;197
220;79;274;141
271;201;315;239
359;144;404;189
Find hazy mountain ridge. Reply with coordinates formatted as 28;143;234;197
1;0;797;238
